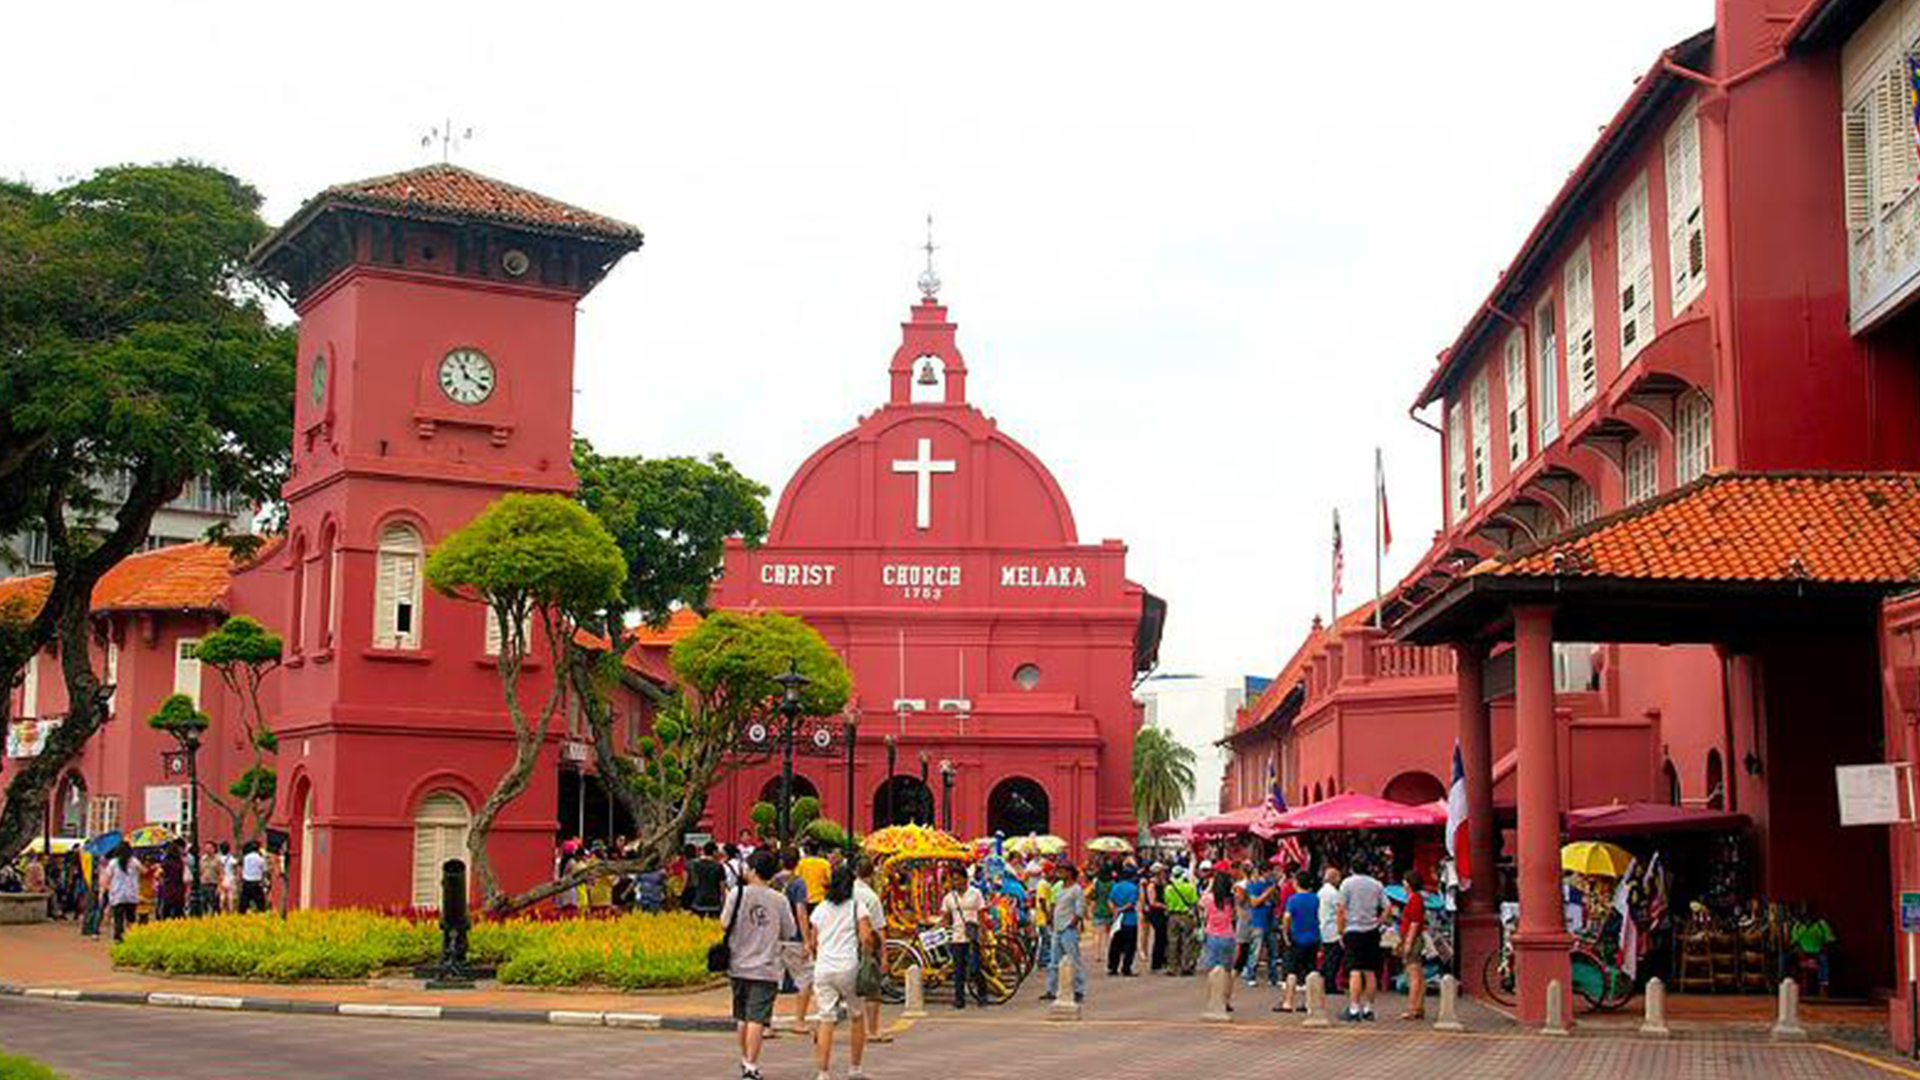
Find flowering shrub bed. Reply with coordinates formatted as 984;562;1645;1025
112;910;719;988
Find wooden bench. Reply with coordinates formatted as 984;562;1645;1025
0;891;50;924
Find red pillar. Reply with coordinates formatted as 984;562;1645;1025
1512;604;1571;1026
1453;643;1501;997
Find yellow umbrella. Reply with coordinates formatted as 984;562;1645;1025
1005;834;1067;857
1560;840;1634;878
1086;836;1132;854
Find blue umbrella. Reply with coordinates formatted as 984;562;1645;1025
83;831;122;857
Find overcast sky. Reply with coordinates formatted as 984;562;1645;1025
4;1;1712;679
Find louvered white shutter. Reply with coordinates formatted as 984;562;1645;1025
1448;400;1469;520
411;793;471;909
106;641;119;716
1617;176;1655;361
411;822;441;908
1536;299;1560;444
1504;331;1528;467
375;552;401;649
1470;372;1491;499
1564;245;1597;411
1666;112;1706;308
484;607;504;656
21;654;38;718
1845;103;1874;236
374;525;424;650
174;639;203;706
1877;64;1917;214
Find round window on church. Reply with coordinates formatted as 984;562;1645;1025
1014;663;1041;690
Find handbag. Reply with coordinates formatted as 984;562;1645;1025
706;881;744;974
856;949;884;998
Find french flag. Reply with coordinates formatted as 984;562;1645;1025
1446;742;1470;886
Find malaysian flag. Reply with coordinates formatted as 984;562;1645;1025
1331;509;1345;603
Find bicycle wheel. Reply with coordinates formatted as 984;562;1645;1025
979;937;1026;1005
1569;951;1607;1013
1481;950;1517;1007
879;938;928;1004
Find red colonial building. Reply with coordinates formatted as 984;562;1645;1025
1227;0;1920;1041
706;285;1164;849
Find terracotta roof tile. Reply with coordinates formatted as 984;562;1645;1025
320;164;642;245
1484;472;1920;584
0;542;237;621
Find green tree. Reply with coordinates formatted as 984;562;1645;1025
0;162;295;864
570;437;769;626
1132;724;1197;826
425;493;626;906
191;615;284;845
506;610;852;913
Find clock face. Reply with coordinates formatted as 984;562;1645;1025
310;353;328;405
438;347;495;405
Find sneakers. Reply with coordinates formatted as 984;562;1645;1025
740;1065;762;1080
1038;993;1056;1002
849;1070;869;1080
1341;1008;1362;1023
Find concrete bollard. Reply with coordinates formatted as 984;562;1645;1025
1301;971;1330;1028
1771;978;1807;1041
1638;976;1671;1038
1432;973;1464;1032
1048;954;1082;1021
902;964;927;1019
1542;979;1570;1036
1202;966;1232;1022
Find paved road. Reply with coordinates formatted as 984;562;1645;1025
0;994;1913;1080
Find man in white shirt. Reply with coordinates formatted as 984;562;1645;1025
1317;865;1344;993
239;841;269;913
1335;857;1389;1021
939;869;986;1009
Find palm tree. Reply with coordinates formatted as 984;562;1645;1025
1132;724;1197;826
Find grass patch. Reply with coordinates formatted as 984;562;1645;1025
112;910;719;989
0;1049;65;1080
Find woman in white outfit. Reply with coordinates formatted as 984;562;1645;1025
809;862;876;1080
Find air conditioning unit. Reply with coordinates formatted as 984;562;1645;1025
561;740;593;763
938;698;973;713
891;699;927;712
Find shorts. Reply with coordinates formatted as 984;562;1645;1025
1284;941;1320;980
1200;934;1237;971
1343;928;1383;973
809;968;857;1022
731;978;778;1025
780;940;814;989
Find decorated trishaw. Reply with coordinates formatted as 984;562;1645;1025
864;825;1031;1004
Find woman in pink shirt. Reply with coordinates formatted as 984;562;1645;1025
1199;869;1239;1012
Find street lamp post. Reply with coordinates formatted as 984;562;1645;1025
842;712;859;859
940;759;955;833
160;727;204;916
919;750;931;827
883;735;897;828
773;662;809;847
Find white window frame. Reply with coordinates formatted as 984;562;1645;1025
1676;390;1714;484
1624;437;1659;505
1470;371;1492;501
1842;11;1920;331
20;653;39;719
1665;107;1707;311
1569;478;1599;528
374;524;425;650
1617;173;1655;362
86;794;121;837
174;638;202;706
1535;296;1560;445
1564;242;1598;414
1448;400;1470;521
105;640;120;717
411;791;472;909
1504;330;1529;468
483;608;533;658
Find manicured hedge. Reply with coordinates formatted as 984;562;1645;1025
0;1049;65;1080
112;910;719;988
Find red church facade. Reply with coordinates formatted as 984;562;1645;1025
707;292;1162;849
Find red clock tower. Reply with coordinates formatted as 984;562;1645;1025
236;165;642;908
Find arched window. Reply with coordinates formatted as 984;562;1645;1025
289;534;308;655
987;777;1051;837
1676;390;1713;485
374;523;425;649
1623;437;1659;505
318;523;338;649
1382;771;1446;806
1661;760;1682;807
55;773;87;838
411;790;471;909
1568;477;1599;528
1705;750;1726;811
874;776;936;828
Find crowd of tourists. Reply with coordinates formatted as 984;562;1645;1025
5;838;277;941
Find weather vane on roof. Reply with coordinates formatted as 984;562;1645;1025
421;119;475;164
917;213;941;302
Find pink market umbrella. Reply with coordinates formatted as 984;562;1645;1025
1256;792;1446;836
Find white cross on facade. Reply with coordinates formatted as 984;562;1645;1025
891;437;956;530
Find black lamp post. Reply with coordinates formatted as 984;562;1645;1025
773;661;809;846
159;725;205;916
939;759;955;833
883;735;897;828
842;711;859;859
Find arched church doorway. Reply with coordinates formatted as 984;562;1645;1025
986;777;1050;838
1382;771;1445;807
758;774;820;807
53;772;86;838
872;776;935;828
